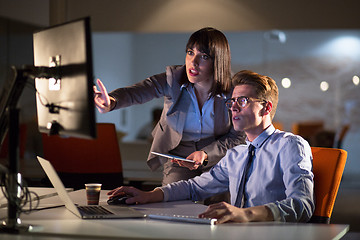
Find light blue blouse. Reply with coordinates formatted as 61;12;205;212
181;83;214;142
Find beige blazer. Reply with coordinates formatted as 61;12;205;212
109;65;245;171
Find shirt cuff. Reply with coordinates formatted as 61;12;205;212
155;187;168;202
265;202;282;222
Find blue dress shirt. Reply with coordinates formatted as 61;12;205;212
160;125;315;222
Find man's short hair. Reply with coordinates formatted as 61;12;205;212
232;70;279;119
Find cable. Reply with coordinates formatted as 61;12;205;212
0;172;40;215
25;78;71;114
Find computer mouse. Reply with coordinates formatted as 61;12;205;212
107;195;129;205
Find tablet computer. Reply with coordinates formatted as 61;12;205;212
151;152;195;163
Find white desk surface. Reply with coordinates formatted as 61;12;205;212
0;187;71;209
0;188;350;240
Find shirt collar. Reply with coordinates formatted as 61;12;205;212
181;83;214;99
216;93;227;99
246;124;276;149
181;82;189;89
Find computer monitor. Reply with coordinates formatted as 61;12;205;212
33;17;96;139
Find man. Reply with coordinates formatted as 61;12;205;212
108;70;314;224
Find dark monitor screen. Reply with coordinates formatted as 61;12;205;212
33;17;96;139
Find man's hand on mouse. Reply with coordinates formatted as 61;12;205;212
107;186;164;204
107;195;130;205
107;186;146;205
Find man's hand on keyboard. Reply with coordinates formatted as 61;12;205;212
198;201;274;224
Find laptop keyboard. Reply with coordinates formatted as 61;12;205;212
78;206;114;215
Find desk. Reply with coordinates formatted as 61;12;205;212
0;187;73;220
0;188;350;240
0;187;69;209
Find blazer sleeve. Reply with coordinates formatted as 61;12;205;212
108;72;169;109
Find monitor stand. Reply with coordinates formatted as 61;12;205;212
0;108;35;233
0;67;41;234
0;64;75;234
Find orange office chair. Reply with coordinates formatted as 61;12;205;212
41;123;123;190
308;147;347;223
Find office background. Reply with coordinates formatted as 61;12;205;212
1;0;360;178
1;0;360;236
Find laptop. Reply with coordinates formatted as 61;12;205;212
37;156;146;219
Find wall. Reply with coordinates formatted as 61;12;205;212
1;0;360;178
2;0;360;31
0;17;40;122
92;33;133;133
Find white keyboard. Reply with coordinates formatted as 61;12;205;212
148;214;217;225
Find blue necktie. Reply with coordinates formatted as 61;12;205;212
235;144;255;207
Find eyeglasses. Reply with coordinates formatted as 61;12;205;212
225;96;267;109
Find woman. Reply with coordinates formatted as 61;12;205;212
94;27;245;185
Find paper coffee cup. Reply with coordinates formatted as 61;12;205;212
85;183;102;205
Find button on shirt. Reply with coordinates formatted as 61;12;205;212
181;84;214;142
160;125;315;222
